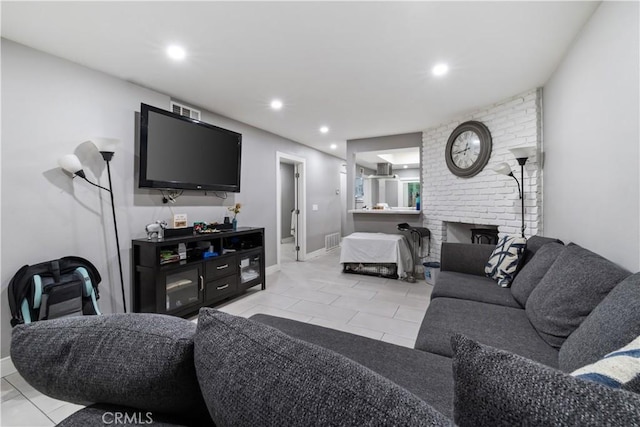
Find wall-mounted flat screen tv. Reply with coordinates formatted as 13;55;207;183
139;103;242;192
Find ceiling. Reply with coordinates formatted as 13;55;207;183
1;1;598;159
356;147;420;170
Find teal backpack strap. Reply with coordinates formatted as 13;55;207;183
75;267;101;315
33;275;43;310
19;275;42;324
19;300;32;324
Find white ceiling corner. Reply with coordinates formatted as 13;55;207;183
0;1;599;159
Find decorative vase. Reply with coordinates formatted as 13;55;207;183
232;217;237;231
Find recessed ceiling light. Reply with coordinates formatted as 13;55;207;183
330;144;337;150
320;126;329;134
432;63;449;76
270;99;283;110
166;45;186;61
403;165;408;169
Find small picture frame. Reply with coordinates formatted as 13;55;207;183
173;213;188;228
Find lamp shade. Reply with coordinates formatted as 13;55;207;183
91;138;119;153
509;146;536;160
58;154;83;175
492;162;513;176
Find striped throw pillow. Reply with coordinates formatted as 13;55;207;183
485;235;527;287
572;335;640;393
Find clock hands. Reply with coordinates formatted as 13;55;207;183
453;140;471;155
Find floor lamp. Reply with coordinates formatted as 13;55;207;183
58;139;127;313
492;146;536;238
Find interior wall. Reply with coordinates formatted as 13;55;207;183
354;164;375;210
0;39;343;357
543;1;639;272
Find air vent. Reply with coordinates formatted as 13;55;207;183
376;163;393;176
325;233;341;251
170;101;201;120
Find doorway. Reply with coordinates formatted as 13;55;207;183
276;152;306;267
340;164;347;238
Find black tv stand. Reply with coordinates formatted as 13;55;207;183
131;227;265;318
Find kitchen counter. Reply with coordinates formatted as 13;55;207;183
348;209;421;215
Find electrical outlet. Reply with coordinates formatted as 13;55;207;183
312;204;319;211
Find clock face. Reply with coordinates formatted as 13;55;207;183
451;131;481;169
445;121;492;178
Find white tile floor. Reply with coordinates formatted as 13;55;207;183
1;360;85;426
1;245;432;426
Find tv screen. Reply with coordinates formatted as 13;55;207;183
139;103;242;192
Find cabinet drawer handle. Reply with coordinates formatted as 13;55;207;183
216;264;229;270
217;284;229;290
200;276;204;292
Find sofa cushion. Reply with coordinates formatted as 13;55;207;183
451;334;640;427
250;313;456;417
571;336;640;393
194;309;452;426
56;403;200;427
10;314;209;418
414;297;558;367
440;242;496;276
431;271;521;308
526;243;631;348
520;235;564;266
559;272;640;372
510;242;565;306
484;235;527;287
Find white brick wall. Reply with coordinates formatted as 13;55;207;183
422;89;543;262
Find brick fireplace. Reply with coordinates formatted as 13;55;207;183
422;89;543;262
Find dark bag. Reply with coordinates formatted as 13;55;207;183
8;256;101;327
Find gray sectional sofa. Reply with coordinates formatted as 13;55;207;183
10;236;640;426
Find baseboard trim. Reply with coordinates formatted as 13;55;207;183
306;246;339;260
266;264;280;275
1;356;17;377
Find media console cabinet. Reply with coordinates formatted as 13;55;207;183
131;227;265;318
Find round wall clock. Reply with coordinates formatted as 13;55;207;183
445;121;492;178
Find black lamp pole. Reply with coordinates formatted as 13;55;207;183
514;157;529;238
100;151;127;313
74;152;127;313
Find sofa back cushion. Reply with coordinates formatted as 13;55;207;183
194;308;451;426
525;243;631;348
440;242;495;276
559;272;640;372
521;235;564;266
510;242;565;307
451;334;640;427
10;313;209;418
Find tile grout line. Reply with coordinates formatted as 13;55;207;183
2;378;56;425
391;305;401;319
